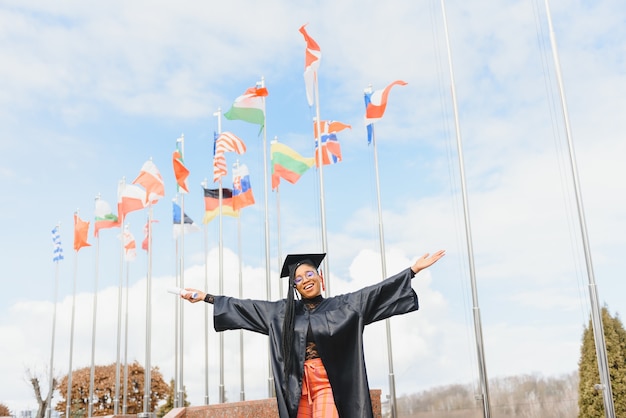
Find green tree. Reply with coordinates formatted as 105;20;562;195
55;361;169;417
578;306;626;417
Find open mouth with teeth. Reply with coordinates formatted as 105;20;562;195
303;283;315;290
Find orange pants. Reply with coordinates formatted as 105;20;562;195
297;358;339;418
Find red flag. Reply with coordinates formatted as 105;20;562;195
299;24;322;107
122;228;136;262
117;181;146;219
133;160;165;203
172;149;190;193
141;219;159;251
364;80;407;124
73;213;91;251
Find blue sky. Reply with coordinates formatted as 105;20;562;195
2;0;626;413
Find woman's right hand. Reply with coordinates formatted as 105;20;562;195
183;288;205;303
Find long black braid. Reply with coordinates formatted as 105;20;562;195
281;262;315;404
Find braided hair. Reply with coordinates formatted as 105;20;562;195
281;261;314;398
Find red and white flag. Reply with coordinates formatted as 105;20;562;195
133;160;165;203
364;80;407;125
299;24;321;106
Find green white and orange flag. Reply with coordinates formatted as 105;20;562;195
94;197;119;237
73;213;91;251
270;140;314;190
224;85;268;130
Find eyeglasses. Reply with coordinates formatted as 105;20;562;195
294;270;316;285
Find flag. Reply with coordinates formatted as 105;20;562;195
299;24;321;106
364;80;408;129
224;85;268;130
73;213;91;251
52;226;64;262
203;187;238;224
172;149;190;194
133;160;165;203
121;228;136;262
313;120;351;139
315;134;342;166
94;198;119;237
173;202;201;238
141;219;159;251
270;141;314;190
213;132;247;182
232;164;255;211
313;120;351;167
117;181;147;219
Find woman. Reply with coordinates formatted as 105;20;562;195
183;249;445;418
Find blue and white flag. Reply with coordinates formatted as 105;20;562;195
52;226;64;262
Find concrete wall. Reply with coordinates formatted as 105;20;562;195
162;389;382;418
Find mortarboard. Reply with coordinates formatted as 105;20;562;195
280;253;326;278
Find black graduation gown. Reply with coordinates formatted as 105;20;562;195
212;267;419;418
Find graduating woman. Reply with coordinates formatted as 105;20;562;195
182;249;445;418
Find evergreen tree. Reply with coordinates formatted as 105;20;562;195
578;306;626;417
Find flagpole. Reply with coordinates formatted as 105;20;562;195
313;75;330;297
272;137;284;301
440;1;491;416
142;204;154;415
47;224;62;418
201;178;210;405
114;212;126;415
234;161;246;401
66;211;80;418
173;212;180;408
177;134;187;408
363;87;398;418
122;226;131;414
213;108;227;404
257;77;276;398
542;2;615;416
88;197;101;418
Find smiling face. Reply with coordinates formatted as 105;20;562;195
294;263;323;299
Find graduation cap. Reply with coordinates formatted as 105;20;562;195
280;253;326;279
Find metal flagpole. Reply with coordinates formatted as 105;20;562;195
362;88;398;417
313;76;330;297
201;178;210;405
440;1;491;416
177;134;187;407
122;228;131;414
235;160;245;401
88;199;101;418
272;137;284;301
47;224;62;418
173;220;180;408
258;77;276;397
213;108;226;404
66;211;81;418
542;1;615;416
114;213;125;415
141;205;155;416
